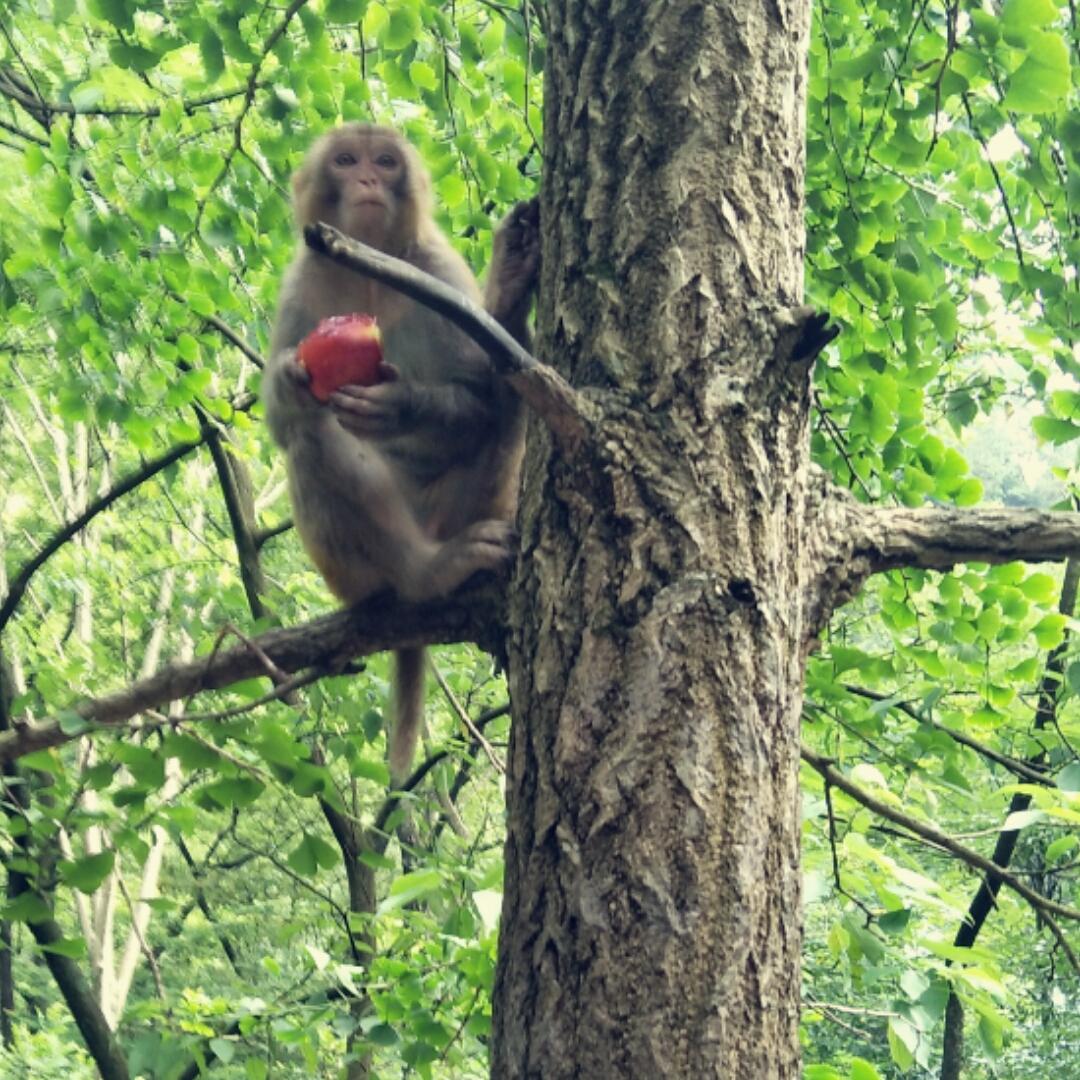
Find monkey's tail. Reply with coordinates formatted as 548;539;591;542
390;647;425;788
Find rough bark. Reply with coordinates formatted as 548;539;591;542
495;3;815;1077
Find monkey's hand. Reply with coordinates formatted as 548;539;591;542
264;348;323;446
274;349;318;400
485;197;540;336
330;364;414;438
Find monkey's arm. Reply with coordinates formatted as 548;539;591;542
263;287;321;448
330;369;496;447
484;199;540;346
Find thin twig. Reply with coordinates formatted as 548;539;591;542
431;664;505;775
802;744;1080;972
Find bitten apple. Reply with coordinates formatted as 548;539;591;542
298;314;384;402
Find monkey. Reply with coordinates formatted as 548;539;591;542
263;123;538;791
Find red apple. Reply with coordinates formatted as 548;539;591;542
298;314;384;402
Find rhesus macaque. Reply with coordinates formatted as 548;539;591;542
264;124;538;788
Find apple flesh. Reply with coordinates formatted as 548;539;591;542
298;314;384;402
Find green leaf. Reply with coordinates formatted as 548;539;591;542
59;851;116;894
930;298;957;339
57;710;92;735
287;833;339;878
326;0;364;22
878;908;911;934
1019;572;1057;603
1058;764;1080;793
351;757;391;785
1032;415;1080;444
287;836;319;877
362;2;389;36
1032;613;1066;649
40;935;86;959
978;1012;1006;1056
379;869;443;912
437;174;468;208
409;60;438;91
384;6;421;48
108;41;160;73
163;733;223;771
200;29;225;81
953;477;982;506
210;1038;236;1064
1046;835;1078;862
849;1059;883;1080
1003;31;1070;114
89;0;133;32
887;1016;918;1069
199;777;265;809
2;892;52;924
366;1023;399;1047
1002;0;1060;31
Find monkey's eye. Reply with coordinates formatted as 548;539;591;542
334;152;357;167
375;154;397;168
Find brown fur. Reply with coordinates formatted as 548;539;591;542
264;125;537;788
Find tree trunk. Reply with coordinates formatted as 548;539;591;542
495;2;814;1077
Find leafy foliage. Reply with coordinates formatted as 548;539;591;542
802;2;1080;1076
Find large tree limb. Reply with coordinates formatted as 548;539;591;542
805;475;1080;636
853;504;1080;572
303;222;591;451
0;582;504;765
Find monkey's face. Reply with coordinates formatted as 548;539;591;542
321;133;410;249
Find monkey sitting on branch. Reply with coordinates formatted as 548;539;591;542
263;123;538;790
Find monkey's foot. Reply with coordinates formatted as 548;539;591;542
410;520;517;598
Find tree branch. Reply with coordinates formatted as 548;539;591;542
198;416;267;620
303;222;591;451
0;75;266;119
0;582;505;764
801;744;1080;972
852;504;1080;573
805;473;1080;637
840;683;1052;786
0;439;203;634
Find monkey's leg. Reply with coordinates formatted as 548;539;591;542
304;421;513;599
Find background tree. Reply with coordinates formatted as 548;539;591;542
0;1;1077;1079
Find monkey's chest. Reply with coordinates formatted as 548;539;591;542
303;276;410;332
